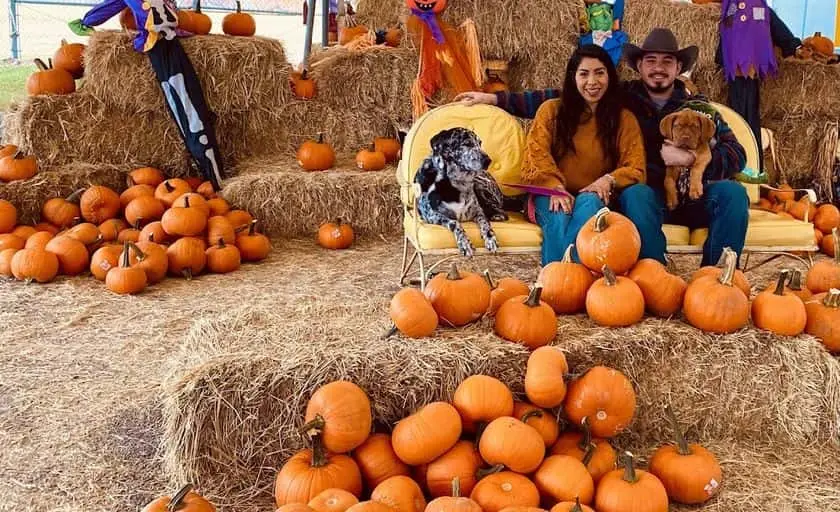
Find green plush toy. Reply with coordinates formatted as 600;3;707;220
586;3;614;33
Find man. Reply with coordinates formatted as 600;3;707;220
456;29;749;267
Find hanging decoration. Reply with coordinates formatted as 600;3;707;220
578;0;628;66
405;0;483;119
719;0;777;80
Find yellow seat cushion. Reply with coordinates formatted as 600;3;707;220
663;224;690;246
397;103;526;206
686;209;817;248
405;211;542;251
709;102;760;176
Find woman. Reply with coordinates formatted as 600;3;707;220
520;44;646;265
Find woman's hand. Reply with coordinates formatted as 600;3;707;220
452;91;498;106
549;188;574;214
579;175;614;203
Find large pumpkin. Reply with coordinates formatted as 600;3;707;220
0;151;37;182
805;290;840;353
806;228;840;293
370;476;426;512
485;270;530;316
140;484;215;512
648;405;722;504
494;286;557;349
80;185;120;224
513;402;559;447
575;208;641;274
26;58;75;96
469;472;540;512
537;245;594;314
452;374;514;433
353;433;411;490
803;31;835;56
550;417;617;483
275;440;363;506
391;401;462;465
628;259;687;317
389;287;438;338
524;346;568;409
167;237;207;279
478;416;545;474
585;266;645;327
594;452;669;512
424;440;483;498
564;366;636;438
10;248;59;283
533;455;594;505
751;269;807;336
683;248;750;333
45;235;89;275
304;380;372;454
424;264;491;326
52;39;85;79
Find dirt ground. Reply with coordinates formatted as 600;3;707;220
0;236;812;510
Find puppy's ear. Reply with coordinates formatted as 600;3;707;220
699;114;716;142
659;113;678;140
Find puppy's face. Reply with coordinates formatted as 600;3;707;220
430;128;492;177
660;110;715;150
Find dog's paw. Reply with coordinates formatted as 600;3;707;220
490;212;508;222
666;196;679;211
485;236;499;253
458;242;475;258
689;182;704;200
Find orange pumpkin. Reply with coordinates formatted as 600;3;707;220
575;208;640;274
298;134;336;171
752;269;807;336
24;231;53;250
389;287;438;338
0;151;37;182
807;228;840;293
45;235;88;275
340;13;369;46
787;196;816;222
594;453;669;512
469;472;540;512
179;0;212;35
26;58;75;96
65;222;100;246
222;1;256;36
805;290;840;352
0;248;17;276
33;222;60;235
689;249;751;297
12;225;37;241
139;221;171;245
814;204;840;234
425;440;483;498
764;268;812;302
90;244;122;281
426;478;482;512
550;418;617;483
226;209;254;229
275;439;363;506
106;242;148;295
195;181;216;200
318;219;354;249
0;199;17;233
356;144;387;171
684;248;751;333
293;69;317;99
803;31;835;56
537;245;594;314
309;489;359;512
370;476;426;512
303;380;372;454
80;185;120;224
424;264;491;326
99;219;128;242
206;239;241;273
485;271;530;316
0;234;25;252
207;216;236;246
236;219;271;261
125;196;166;227
550;498;595;512
513;402;559;447
478;416;545;474
767;182;795;203
494;286;557;349
391;401;462;465
172;193;211;218
207;197;231;216
10;248;59;283
648;405;722;504
155;178;192;207
129;167;165;187
167;237;207;279
453;374;514;433
127;240;169;284
353;433;410;490
564;366;636;438
525;346;568;409
374;137;401;163
585;266;645;327
52;39;85;79
534;455;594;505
162;196;208;236
140;484;215;512
0;144;19;159
628;259;687;317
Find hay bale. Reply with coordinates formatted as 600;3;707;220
221;156;401;237
763;116;838;188
762;60;840;119
0;162;126;224
82;31;294;116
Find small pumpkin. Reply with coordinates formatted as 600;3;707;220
196;181;216;200
585;266;645;327
424;441;483;498
106;242;148;295
166;237;207;279
494;285;557;348
140;484;215;512
139;221;171;245
787;196;816;222
339;12;369;45
0;234;25;252
274;436;363;506
424;263;491;326
765;268;812;302
628;259;687;317
33;222;59;235
26;58;75;96
689;249;751;297
205;239;241;273
537;245;594;314
42;190;83;229
293;69;316;99
353;433;410;490
0;248;17;276
11;225;37;241
118;219;143;244
80;185;120;224
525;346;568;409
356;144;387;171
222;1;256;36
564;366;636;438
478;416;545;474
206;216;236;246
453;374;514;433
24;231;53;250
155;179;192;207
52;39;85;79
90;244;122;280
594;452;669;512
0;144;18;159
803;31;835;56
370;476;426;512
752;269;807;336
173;193;211;217
648;405;722;504
485;270;530;316
469;471;540;512
814;204;840;235
122;240;168;283
65;222;101;246
279;505;316;512
10;248;59;283
823;230;838;257
345;503;395;512
225;209;254;229
318;219;354;250
45;235;88;275
684;248;751;333
236;219;272;261
125;196;166;227
119;7;137;30
374;137;401;163
513;402;559;447
805;290;840;352
550;498;595;512
550;417;617;483
755;198;773;211
767;182;795;203
389;287;438;338
129;167;165;187
120;184;155;209
184;176;203;190
309;489;359;512
304;380;372;454
207;197;231;216
299;133;336;171
807;228;840;293
99;219;128;242
0;151;38;182
575;208;641;274
179;0;212;35
426;478;482;512
534;455;594;505
162;196;208;237
391;401;462;465
0;199;17;233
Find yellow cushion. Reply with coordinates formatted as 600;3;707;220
405;211;542;251
663;224;690;246
687;209;817;248
709;102;760;178
397;104;526;206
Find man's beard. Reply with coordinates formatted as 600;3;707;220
646;78;673;93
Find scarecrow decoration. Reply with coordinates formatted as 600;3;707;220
578;0;628;66
405;0;483;119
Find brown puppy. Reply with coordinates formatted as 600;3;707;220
659;109;716;210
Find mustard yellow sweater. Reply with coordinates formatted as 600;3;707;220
521;99;647;193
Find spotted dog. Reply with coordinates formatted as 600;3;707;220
414;127;508;258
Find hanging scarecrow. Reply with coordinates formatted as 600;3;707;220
405;0;483;118
578;0;628;66
69;0;224;190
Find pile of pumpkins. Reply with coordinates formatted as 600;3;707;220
0;144;37;183
120;0;256;37
296;133;401;172
389;207;840;353
755;185;840;257
0;167;271;294
26;39;85;96
266;356;722;512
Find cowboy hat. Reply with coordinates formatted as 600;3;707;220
624;28;699;73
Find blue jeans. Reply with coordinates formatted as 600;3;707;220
534;182;749;267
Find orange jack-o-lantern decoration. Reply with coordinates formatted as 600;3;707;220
406;0;447;13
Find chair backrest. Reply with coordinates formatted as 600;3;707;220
396;103;527;206
709;101;760;172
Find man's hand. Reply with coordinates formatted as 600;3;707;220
579;175;614;203
549;187;574;214
452;91;498;106
661;141;696;167
69;19;95;36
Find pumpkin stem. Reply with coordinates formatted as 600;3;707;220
824;289;840;308
570;497;584;512
300;414;326;437
601;266;617;286
450;477;461;498
48;57;53;69
581;442;597;466
309;433;329;468
665;405;691;456
621;451;639;483
195;0;202;13
832;228;839;264
577;416;593;452
61;38;68;46
593;207;610;233
133;217;143;231
789;269;805;291
67;188;85;203
166;483;193;512
473;420;488;449
773;269;790;296
182;268;193;280
236;0;242;13
382;323;398;339
482;269;497;290
316;132;325;144
475;464;505;479
120;241;131;268
128;241;147;261
301;69;309;80
33;58;50;72
164;181;175;193
525;285;543;307
561;244;574;263
184;196;191;208
248;219;258;236
717;249;737;287
521;409;543;423
446;263;462;280
217;239;225;248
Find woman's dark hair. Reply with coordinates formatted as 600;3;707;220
554;44;623;168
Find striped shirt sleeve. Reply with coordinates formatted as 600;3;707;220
705;118;747;181
494;89;561;119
